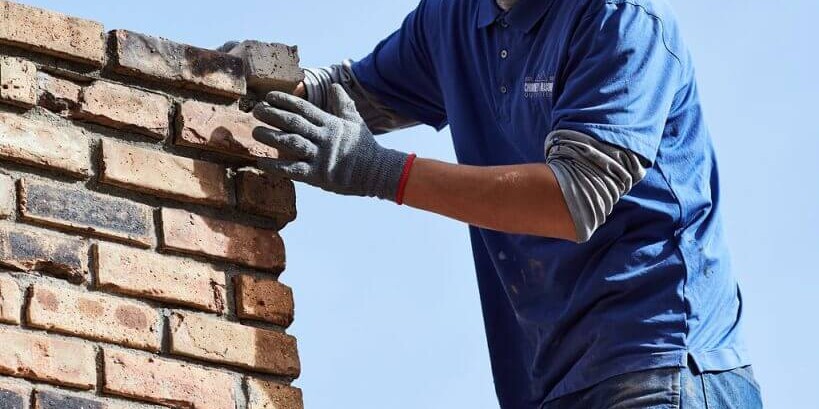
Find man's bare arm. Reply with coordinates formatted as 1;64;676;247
403;158;577;240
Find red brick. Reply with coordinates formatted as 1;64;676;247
0;56;37;107
94;242;226;313
102;349;237;409
0;224;88;282
19;179;154;248
75;81;171;140
0;1;105;66
110;30;245;98
169;311;300;377
160;208;285;271
0;327;96;389
27;284;160;351
246;379;304;409
0;173;13;218
100;140;230;207
237;169;296;226
235;275;294;327
224;41;303;95
0;378;30;409
0;112;91;178
176;100;280;160
0;275;21;324
36;72;82;113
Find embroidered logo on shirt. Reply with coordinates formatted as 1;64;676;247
524;74;555;99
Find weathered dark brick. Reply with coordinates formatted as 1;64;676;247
35;391;105;409
0;389;25;409
225;41;303;95
109;30;245;98
0;380;29;409
18;179;154;247
0;225;88;282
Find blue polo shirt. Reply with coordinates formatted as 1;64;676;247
352;0;749;406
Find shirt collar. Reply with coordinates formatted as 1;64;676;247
476;0;555;33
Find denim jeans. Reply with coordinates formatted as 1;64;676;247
541;363;763;409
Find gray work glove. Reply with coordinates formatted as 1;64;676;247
252;84;410;201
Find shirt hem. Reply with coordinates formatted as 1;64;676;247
540;350;687;404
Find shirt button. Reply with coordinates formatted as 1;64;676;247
500;49;509;59
500;18;510;28
500;85;508;94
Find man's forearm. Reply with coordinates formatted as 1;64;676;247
402;158;577;241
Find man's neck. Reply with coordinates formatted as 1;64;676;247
496;0;519;12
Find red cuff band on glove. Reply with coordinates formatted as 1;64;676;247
395;153;417;205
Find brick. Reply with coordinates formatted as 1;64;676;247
27;284;160;351
36;71;82;113
94;242;226;313
176;100;280;160
34;391;104;409
103;349;237;409
0;112;91;178
0;1;105;65
19;179;154;247
0;274;22;324
169;311;300;377
0;173;13;218
100;140;230;207
247;379;304;409
235;275;294;327
0;379;30;409
76;81;171;140
0;327;95;389
34;391;161;409
110;30;245;98
0;56;37;107
225;41;303;95
0;225;88;282
237;170;296;226
160;208;284;271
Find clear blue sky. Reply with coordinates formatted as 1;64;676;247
21;1;819;407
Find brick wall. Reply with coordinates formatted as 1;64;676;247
0;1;304;408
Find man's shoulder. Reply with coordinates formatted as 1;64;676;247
584;0;679;24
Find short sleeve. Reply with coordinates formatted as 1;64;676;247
351;0;448;130
552;2;684;164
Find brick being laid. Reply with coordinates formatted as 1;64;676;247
109;30;246;98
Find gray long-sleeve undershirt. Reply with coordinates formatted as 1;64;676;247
303;63;647;243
